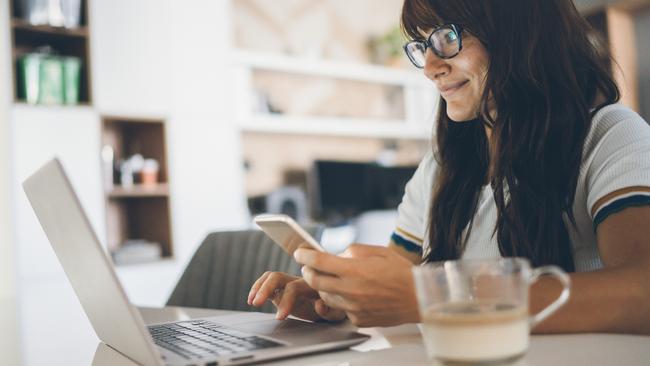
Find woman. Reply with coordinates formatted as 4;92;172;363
248;0;650;334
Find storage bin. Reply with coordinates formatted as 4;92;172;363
38;56;64;104
62;56;81;104
18;53;80;105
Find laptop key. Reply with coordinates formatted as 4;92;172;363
149;320;284;360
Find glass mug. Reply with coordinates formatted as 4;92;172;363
412;258;570;364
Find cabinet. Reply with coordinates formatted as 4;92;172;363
8;0;92;105
101;116;173;263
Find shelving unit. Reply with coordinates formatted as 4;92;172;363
100;116;173;263
230;0;437;201
8;0;92;104
233;50;427;86
239;114;430;140
231;49;438;140
107;183;170;199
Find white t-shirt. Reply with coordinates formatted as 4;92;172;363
392;104;650;272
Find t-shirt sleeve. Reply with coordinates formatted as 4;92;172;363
585;106;650;228
391;151;434;253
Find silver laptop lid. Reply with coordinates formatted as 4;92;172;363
23;158;162;366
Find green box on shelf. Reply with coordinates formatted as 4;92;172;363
62;56;81;104
18;53;82;105
18;53;43;104
38;56;64;104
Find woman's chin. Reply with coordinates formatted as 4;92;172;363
445;103;478;122
447;112;476;122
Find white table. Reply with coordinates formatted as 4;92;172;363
90;306;650;366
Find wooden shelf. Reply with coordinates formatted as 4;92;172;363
239;114;432;140
233;49;428;86
108;184;169;199
12;101;93;109
11;18;89;38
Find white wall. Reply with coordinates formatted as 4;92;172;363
167;0;249;264
0;1;22;364
11;105;104;279
0;0;14;299
91;0;172;116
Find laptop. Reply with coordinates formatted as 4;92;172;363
23;158;369;366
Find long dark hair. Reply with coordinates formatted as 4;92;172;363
401;0;620;271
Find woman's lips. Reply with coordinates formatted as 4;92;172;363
439;80;469;98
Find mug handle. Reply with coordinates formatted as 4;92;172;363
528;265;571;328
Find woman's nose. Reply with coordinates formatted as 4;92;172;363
423;48;450;80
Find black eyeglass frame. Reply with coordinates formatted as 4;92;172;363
403;23;464;68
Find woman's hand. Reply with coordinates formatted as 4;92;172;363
247;272;346;322
295;244;420;327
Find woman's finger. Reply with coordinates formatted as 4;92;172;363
275;282;300;320
294;249;354;276
314;299;347;322
251;272;289;307
319;291;353;312
302;266;345;293
247;271;272;305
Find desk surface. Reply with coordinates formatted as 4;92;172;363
90;306;650;366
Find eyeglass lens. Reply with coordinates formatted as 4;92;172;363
405;26;460;68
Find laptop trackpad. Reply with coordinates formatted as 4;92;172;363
207;313;330;336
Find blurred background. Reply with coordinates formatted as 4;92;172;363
0;0;648;364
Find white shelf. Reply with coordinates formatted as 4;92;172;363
232;49;429;87
239;114;431;140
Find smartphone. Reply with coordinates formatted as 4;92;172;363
254;214;325;256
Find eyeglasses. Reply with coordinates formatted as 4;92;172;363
403;24;464;68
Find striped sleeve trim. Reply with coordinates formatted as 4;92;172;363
395;227;423;244
593;194;650;230
391;232;423;254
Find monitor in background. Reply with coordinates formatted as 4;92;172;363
368;165;418;209
309;161;370;223
309;160;417;224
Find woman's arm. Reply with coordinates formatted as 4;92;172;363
388;240;422;264
531;205;650;334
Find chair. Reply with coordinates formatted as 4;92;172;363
166;226;324;313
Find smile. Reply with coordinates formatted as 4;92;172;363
439;80;469;98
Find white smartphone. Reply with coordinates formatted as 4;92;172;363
254;214;325;256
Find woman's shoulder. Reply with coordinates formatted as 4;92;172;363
589;103;649;136
584;103;650;158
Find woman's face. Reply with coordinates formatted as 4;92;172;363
423;32;489;122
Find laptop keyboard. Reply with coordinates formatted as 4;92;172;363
149;320;283;360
